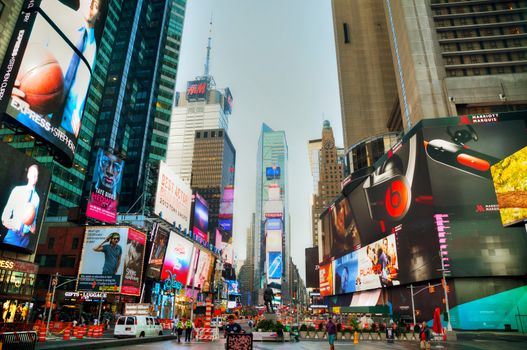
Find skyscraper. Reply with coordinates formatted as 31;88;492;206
0;0;187;216
0;0;23;64
333;0;527;148
332;0;400;149
310;121;344;247
86;0;187;214
254;124;290;304
166;82;231;184
190;128;235;240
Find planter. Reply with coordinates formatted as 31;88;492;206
336;332;343;340
299;331;307;338
380;332;386;340
316;331;325;339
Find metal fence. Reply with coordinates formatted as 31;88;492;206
0;331;37;350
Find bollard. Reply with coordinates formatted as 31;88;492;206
63;328;71;341
354;331;359;344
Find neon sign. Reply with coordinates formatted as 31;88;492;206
163;270;183;292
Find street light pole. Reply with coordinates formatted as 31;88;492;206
46;274;78;336
439;251;452;331
410;284;416;326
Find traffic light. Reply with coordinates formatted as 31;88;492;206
429;285;435;293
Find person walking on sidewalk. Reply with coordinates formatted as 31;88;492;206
325;317;337;350
420;321;431;350
184;318;194;342
176;319;184;342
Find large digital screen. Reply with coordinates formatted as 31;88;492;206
189;249;213;291
0;0;110;167
146;225;169;279
192;193;208;242
265;218;282;231
78;226;146;295
319;262;333;297
266;166;281;180
0;142;51;253
305;247;319;289
491;146;527;227
186;79;208;101
154;161;192;230
329;196;361;258
160;232;194;285
223;88;233;114
86;148;124;224
218;218;232;232
268;251;282;280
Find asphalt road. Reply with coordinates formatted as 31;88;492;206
101;339;527;350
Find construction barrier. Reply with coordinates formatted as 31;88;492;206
63;328;71;341
204;300;212;328
195;327;219;342
38;327;46;343
0;331;37;350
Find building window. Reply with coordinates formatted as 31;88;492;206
211;131;216;137
204;132;208;138
40;255;58;268
59;256;76;268
343;23;350;44
48;237;55;249
218;130;223;137
72;237;79;249
196;132;200;138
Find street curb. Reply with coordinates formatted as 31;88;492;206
36;334;179;350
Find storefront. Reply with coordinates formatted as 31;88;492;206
0;258;38;323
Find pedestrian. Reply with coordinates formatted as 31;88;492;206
325;317;337;350
224;315;242;337
184;318;194;342
176;319;184;342
419;321;431;350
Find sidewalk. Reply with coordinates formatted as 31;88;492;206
36;334;178;350
455;331;527;342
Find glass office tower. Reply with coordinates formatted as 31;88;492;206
254;123;291;305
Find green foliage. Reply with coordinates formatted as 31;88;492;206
255;319;284;332
299;324;308;331
307;325;316;332
348;317;360;331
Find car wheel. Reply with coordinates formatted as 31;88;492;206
139;332;145;338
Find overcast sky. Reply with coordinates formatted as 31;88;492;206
174;0;343;281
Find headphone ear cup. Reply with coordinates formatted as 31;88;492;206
380;155;404;177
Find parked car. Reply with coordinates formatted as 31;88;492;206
211;317;224;329
114;315;163;338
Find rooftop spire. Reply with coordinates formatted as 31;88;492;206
204;13;212;77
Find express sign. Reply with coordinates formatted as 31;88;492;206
186;80;208;101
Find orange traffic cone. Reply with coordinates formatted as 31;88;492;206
63;327;71;341
38;327;46;342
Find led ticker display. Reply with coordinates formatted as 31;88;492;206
186;79;208;101
0;0;110;167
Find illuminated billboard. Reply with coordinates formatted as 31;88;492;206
319;112;527;296
160;231;194;285
78;226;146;295
268;252;282;279
189;249;213;291
154;161;192;230
0;142;51;253
192;193;209;242
0;0;110;167
186;79;208;101
319;262;333;297
266;166;281;180
491;146;527;227
265;218;282;231
146;225;169;279
86;148;124;224
223;88;233;114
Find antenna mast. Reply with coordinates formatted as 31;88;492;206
204;14;213;77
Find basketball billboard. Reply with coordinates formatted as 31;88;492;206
154;161;192;230
86;148;124;224
0;0;110;167
78;226;146;295
0;142;51;253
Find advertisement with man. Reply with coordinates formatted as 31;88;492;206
329;196;361;258
154;161;192;230
86;148;124;224
78;226;145;294
0;0;110;166
120;228;146;296
160;232;194;285
0;142;51;253
146;225;169;279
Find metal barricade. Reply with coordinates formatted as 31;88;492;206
0;331;37;350
226;333;252;350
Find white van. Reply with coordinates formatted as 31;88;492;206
114;315;164;338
